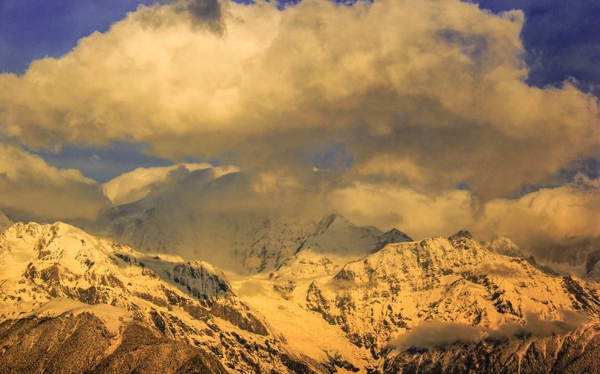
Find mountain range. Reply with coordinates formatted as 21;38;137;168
0;215;599;373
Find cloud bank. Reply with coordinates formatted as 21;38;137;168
0;0;598;265
102;162;238;205
1;0;597;198
0;144;110;222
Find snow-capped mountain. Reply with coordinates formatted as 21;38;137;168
106;187;412;274
0;222;325;373
303;231;600;354
235;230;600;373
268;215;413;296
100;166;413;275
1;220;599;373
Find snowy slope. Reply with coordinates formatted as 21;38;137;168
268;215;413;298
303;232;600;355
233;230;600;372
1;221;599;373
0;222;326;373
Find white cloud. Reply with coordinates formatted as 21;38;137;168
330;182;474;239
0;144;110;222
0;0;596;202
473;177;600;263
102;162;238;205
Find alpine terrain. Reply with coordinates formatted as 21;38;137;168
0;217;599;373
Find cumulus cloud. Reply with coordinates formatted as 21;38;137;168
102;162;238;205
0;144;110;222
474;175;600;263
330;182;474;239
0;0;597;203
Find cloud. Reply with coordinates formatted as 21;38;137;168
234;280;268;297
329;182;474;239
487;311;589;341
390;311;588;350
0;0;599;269
102;162;238;205
0;144;110;222
0;211;11;231
474;175;600;263
391;320;485;350
0;0;597;204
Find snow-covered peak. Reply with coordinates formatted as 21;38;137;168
0;221;237;316
1;221;119;278
297;214;383;258
486;236;524;258
371;228;413;253
270;217;414;283
448;229;473;241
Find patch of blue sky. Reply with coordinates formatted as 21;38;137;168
30;141;173;183
311;142;354;173
0;0;155;74
471;0;600;97
509;158;600;199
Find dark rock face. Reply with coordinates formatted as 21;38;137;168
169;262;233;300
210;298;269;336
371;228;413;254
0;313;112;374
93;321;228;374
0;313;228;374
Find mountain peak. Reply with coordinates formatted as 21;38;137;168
448;230;473;240
382;228;413;242
370;228;413;253
315;214;350;233
487;236;523;258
